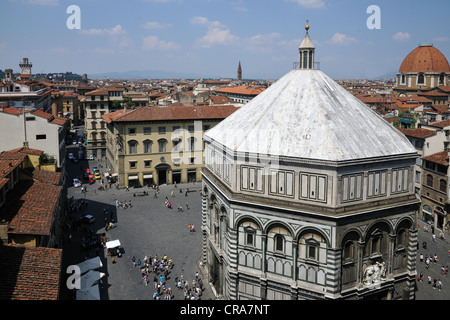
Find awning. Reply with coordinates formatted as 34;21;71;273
80;270;105;289
143;174;153;179
105;239;121;249
111;173;118;177
76;256;103;275
128;175;138;180
76;284;100;300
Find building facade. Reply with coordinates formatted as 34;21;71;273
84;86;125;159
0;107;68;170
420;151;449;231
200;25;421;300
103;105;239;188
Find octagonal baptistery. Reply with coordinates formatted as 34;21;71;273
200;25;421;301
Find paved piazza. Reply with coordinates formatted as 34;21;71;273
61;155;214;300
60;152;449;300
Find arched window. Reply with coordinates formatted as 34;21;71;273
172;138;181;152
128;140;138;154
440;179;446;192
158;139;167;153
274;235;284;253
439;73;445;85
423;205;433;214
397;229;407;248
143;140;152;153
426;174;433;187
418;73;425;85
343;240;355;262
245;227;256;247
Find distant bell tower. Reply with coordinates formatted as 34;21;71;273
299;21;315;70
237;61;242;80
19;58;32;79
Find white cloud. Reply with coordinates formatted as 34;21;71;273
328;33;358;45
9;0;59;6
196;28;238;48
190;16;225;29
141;21;172;30
287;0;325;9
393;32;411;42
191;16;238;48
79;25;127;36
142;36;180;51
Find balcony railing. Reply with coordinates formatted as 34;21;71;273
293;61;320;70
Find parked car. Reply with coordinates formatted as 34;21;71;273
72;140;77;145
73;178;82;187
68;153;74;160
80;214;95;224
94;172;101;180
89;177;95;184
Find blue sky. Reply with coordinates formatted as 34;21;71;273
1;0;449;79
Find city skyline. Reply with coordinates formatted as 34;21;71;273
1;0;449;80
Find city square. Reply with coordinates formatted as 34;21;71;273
60;155;215;300
59;154;450;300
1;1;449;302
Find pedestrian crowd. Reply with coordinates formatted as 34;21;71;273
417;223;449;295
129;254;204;300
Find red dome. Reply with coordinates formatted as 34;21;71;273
399;44;450;73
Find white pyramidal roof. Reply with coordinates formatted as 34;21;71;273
205;69;416;162
299;33;315;49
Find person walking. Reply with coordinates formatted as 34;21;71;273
143;274;148;286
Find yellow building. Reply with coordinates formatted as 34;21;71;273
102;104;238;188
61;91;81;123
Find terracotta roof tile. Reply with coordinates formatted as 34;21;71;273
31;169;61;186
399;45;450;73
428;119;450;128
0;180;61;235
103;105;239;123
0;245;62;300
423;150;449;166
397;127;437;139
214;85;265;96
438;86;450;93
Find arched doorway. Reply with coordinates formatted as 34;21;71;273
155;163;171;185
